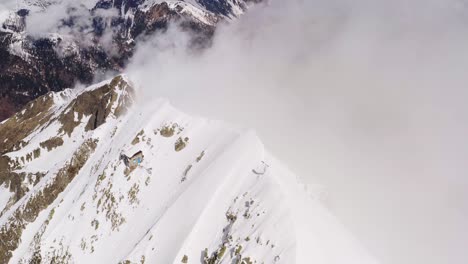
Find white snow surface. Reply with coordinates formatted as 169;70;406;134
1;76;378;264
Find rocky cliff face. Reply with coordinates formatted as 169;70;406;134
0;75;134;263
0;0;257;121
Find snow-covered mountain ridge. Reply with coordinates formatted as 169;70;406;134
0;75;377;264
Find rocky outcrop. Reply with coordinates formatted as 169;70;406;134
0;75;134;263
58;75;134;136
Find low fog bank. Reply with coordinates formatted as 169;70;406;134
127;0;468;263
0;1;17;24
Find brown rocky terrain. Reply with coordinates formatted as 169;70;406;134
0;75;134;263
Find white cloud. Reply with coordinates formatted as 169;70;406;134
126;1;468;264
0;1;17;25
22;0;120;52
0;10;10;26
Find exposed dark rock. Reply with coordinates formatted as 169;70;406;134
58;75;134;136
197;0;234;17
17;9;30;17
40;137;65;151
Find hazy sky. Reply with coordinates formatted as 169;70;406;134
127;1;468;264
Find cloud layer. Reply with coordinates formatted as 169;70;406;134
127;0;468;264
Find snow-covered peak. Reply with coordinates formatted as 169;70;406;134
0;75;378;264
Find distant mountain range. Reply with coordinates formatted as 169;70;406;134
0;0;259;121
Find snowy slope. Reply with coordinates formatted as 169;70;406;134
0;75;378;264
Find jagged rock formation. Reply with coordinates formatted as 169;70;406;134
0;75;377;264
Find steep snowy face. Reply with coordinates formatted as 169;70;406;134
0;76;377;264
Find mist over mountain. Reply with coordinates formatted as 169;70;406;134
127;1;468;263
1;1;467;264
0;0;254;121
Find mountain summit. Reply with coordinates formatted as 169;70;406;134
0;76;377;264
